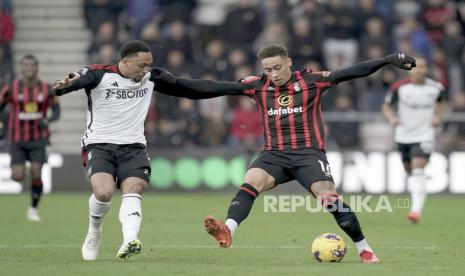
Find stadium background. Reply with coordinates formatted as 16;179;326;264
1;0;465;194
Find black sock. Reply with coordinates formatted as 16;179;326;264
31;179;43;208
226;183;258;224
324;196;364;242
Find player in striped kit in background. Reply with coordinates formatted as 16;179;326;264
0;54;60;222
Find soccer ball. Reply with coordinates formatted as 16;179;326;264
311;233;347;262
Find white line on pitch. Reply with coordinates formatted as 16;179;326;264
0;244;444;250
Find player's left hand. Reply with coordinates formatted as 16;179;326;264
38;118;49;129
385;53;416;70
150;67;177;84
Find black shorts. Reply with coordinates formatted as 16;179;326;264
81;143;151;188
249;148;334;191
397;142;433;163
9;140;47;165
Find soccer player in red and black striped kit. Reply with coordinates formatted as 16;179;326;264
0;55;60;222
152;45;416;264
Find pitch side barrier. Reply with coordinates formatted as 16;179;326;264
0;149;464;194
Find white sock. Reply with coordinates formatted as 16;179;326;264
225;219;238;236
119;193;142;243
355;239;373;254
408;168;427;214
88;193;111;234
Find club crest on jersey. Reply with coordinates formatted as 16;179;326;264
293;82;301;92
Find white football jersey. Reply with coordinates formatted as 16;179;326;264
66;65;154;147
385;78;445;143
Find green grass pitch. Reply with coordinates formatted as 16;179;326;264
0;193;464;275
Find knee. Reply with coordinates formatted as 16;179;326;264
121;179;148;194
243;169;275;193
93;190;113;202
244;178;272;194
310;181;337;198
11;173;24;182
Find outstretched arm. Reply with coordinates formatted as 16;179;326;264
52;70;99;96
332;53;416;84
151;67;248;99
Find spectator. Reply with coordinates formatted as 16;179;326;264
87;21;120;63
328;95;360;149
421;0;456;43
162;20;194;62
177;98;203;147
84;0;123;35
322;0;359;68
288;16;323;68
202;39;230;80
123;0;159;38
229;97;262;150
221;0;263;49
140;22;164;60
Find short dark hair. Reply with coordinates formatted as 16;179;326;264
120;40;151;59
20;54;39;65
257;44;288;60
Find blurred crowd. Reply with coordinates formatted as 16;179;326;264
3;0;465;152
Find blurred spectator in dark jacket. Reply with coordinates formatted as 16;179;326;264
359;17;391;60
159;0;196;25
123;0;159;38
221;0;263;49
288;16;323;69
356;0;383;38
140;22;164;62
162;20;194;62
177;98;204;147
202;39;230;80
322;0;359;68
84;0;123;35
0;46;13;86
95;43;118;65
88;21;120;63
328;95;360;149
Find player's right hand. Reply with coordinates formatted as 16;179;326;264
150;67;177;84
52;72;80;90
389;117;400;126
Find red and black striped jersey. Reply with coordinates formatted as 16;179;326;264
0;79;55;143
239;68;335;151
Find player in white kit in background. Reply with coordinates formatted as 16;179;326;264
382;56;445;224
52;41;155;260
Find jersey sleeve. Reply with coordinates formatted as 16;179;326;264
385;83;399;106
306;69;335;92
54;66;104;96
436;83;446;102
0;82;12;110
238;76;261;96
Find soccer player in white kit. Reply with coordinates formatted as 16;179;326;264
52;41;155;260
52;40;224;261
382;56;445;224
